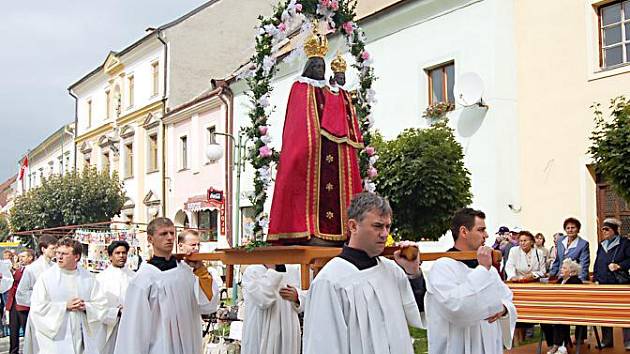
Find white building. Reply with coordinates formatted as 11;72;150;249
69;0;277;249
19;123;75;192
227;0;519;247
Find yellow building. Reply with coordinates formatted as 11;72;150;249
516;0;630;263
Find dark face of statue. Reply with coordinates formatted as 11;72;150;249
302;57;325;81
333;72;346;86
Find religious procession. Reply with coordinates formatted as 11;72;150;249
2;0;630;354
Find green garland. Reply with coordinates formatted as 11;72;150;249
243;0;377;241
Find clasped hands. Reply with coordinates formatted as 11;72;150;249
66;298;86;312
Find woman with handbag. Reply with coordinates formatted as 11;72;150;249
593;217;630;349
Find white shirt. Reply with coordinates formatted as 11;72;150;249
303;257;423;354
425;258;516;354
16;256;54;307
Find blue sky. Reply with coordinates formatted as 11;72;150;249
0;0;210;182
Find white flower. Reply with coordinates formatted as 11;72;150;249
262;55;276;75
364;180;376;193
258;95;271;108
366;89;377;104
361;57;373;68
366;114;375;129
263;24;279;37
257;166;272;185
256;214;270;229
369;155;379;165
257;27;266;36
260;134;273;145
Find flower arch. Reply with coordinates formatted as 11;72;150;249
242;0;378;239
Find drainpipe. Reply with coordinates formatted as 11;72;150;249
157;29;168;217
217;87;234;246
68;89;79;171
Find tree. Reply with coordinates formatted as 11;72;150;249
589;96;630;202
0;215;9;241
9;168;126;241
373;122;472;240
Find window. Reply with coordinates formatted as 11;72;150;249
197;209;218;241
102;151;110;173
180;136;188;169
105;90;111;119
125;143;134;178
87;99;93;127
152;62;160;96
148;134;158;171
427;62;455;105
58;156;64;174
128;75;135;108
85;155;91;167
599;1;630;68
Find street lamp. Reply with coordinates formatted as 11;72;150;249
207;131;248;301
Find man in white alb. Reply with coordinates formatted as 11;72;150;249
94;240;136;354
177;229;222;299
24;238;107;354
302;192;426;354
114;217;219;354
16;235;57;307
241;263;304;354
425;208;516;354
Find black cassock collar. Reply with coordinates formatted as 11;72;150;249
338;245;378;270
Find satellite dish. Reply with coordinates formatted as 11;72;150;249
454;72;485;107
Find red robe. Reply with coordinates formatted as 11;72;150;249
268;81;363;243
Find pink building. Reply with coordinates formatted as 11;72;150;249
163;83;234;250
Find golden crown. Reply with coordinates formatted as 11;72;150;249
303;24;329;58
331;53;347;73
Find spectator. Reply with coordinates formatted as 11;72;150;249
505;231;547;345
1;250;15;337
593;218;630;349
550;218;590;281
505;231;547;280
535;233;550;264
546;259;586;354
7;249;34;354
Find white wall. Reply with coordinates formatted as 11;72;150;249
231;0;520;242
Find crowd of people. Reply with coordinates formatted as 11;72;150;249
493;217;630;353
0;193;628;354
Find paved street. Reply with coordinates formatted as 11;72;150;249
0;336;22;354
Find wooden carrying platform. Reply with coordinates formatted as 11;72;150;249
184;246;497;289
509;283;630;327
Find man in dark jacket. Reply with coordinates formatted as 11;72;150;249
594;218;630;349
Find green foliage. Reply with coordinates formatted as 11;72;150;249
0;215;9;241
589;96;630;202
9;168;126;242
373;123;472;240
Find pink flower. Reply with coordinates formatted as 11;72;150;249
367;167;378;178
330;0;339;10
278;23;287;32
321;0;330;7
342;21;354;35
258;125;269;136
259;145;272;158
365;146;375;156
295;3;302;12
361;51;370;61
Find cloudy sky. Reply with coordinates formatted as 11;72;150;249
0;0;210;182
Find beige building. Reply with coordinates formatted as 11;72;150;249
515;0;630;262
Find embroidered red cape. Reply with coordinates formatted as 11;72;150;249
268;81;363;243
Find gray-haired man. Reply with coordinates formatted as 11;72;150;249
302;192;426;354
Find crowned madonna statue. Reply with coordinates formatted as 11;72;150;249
267;25;364;246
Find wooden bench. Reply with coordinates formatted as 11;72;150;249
509;283;630;353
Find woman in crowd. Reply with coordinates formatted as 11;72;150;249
506;231;547;280
535;233;550;265
550;218;590;280
506;231;548;345
547;259;587;354
593;218;630;349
